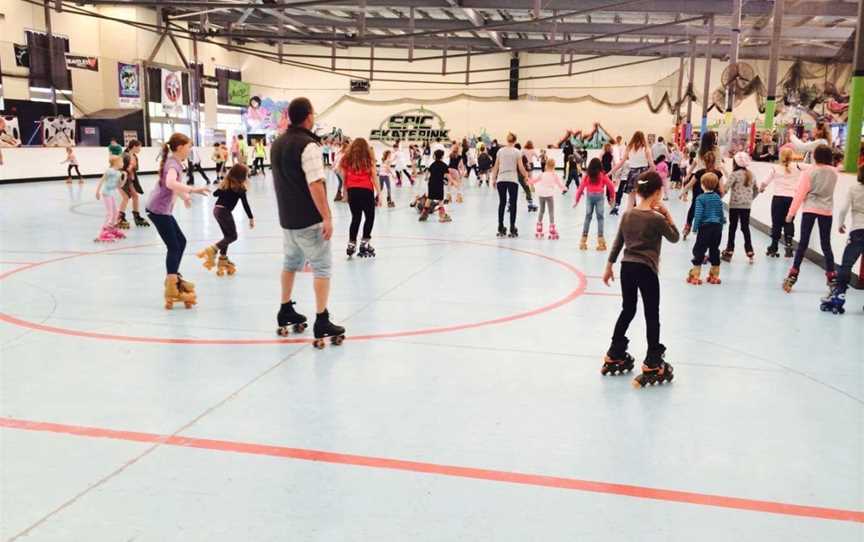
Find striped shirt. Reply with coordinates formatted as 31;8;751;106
692;191;725;232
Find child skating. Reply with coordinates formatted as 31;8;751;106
420;149;452;223
680;151;724;240
197;164;254;276
61;147;83;184
783;145;839;292
94;156;126;242
574;157;616;250
145;133;210;309
760;148;800;257
339;138;381;257
379;150;396;207
602;171;680;387
687;172;725;285
821;167;864;313
722;152;760;263
528;158;565;239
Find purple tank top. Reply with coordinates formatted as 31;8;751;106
147;155;183;214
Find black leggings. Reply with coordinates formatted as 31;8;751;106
252;157;265;173
213;206;237;255
837;229;864;291
497;182;518;228
187;163;210;184
726;208;753;253
67;164;81;178
517;175;533;203
347;187;375;242
565;170;580;189
148;212;186;274
610;262;661;368
692;223;723;266
793;213;835;272
769;196;795;248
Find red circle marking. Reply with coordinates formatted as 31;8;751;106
0;237;587;345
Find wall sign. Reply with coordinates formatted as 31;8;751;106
350;79;370;93
161;69;183;116
228;80;252;107
65;54;99;71
13;44;29;67
117;63;141;107
370;108;449;142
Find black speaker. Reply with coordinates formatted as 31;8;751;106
509;56;519;101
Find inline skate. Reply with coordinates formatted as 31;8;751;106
358;240;376;258
346;242;356;258
94;226;117;243
312;309;346;349
133;211;150;227
216;255;236;276
819;286;846;315
276;300;308;335
633;345;674;388
117;211;130;229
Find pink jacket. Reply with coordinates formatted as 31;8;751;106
761;165;800;198
574;172;616;205
529;170;565;198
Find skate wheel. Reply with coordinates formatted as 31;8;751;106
331;335;345;346
228;269;236;275
313;339;326;349
184;302;194;309
277;327;289;337
216;270;224;277
293;323;307;333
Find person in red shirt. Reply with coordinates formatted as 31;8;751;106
338;138;381;258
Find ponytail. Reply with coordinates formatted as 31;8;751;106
780;147;794;174
744;170;753;187
157;144;170;181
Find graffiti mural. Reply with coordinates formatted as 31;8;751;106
556;123;613;150
243;96;291;134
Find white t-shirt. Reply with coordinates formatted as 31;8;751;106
495;146;522;184
626;145;651;169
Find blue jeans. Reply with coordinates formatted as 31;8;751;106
583;194;605;236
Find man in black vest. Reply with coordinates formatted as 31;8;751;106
271;97;345;345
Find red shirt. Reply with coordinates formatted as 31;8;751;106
344;167;374;190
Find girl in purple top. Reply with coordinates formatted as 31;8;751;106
146;133;210;309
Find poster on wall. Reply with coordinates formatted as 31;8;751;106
0;116;22;147
117;62;141;107
369;108;450;143
42;116;76;147
123;130;139;145
13;44;29;67
65;54;99;71
228;80;252;107
243;96;290;134
161;69;184;116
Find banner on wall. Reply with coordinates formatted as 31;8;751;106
0;116;22;147
65;54;99;71
42;116;76;147
161;69;184;116
117;63;141;107
13;44;29;67
243;96;290;134
369;108;450;142
228;80;252;107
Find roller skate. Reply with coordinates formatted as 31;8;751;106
601;353;635;376
825;271;838;288
579;235;588;250
117;212;130;230
439;213;452;223
276;300;308;335
108;226;126;239
312;309;346;349
609;206;619;216
535;221;544;239
387;199;395;208
633;345;674;388
548;223;559;240
782;268;798;293
455;193;464;204
418;207;430;222
784;237;794;258
596;236;607;251
706;265;721;285
496;225;507;238
820;286;846;314
527;202;538;213
746;250;754;264
177;273;196;294
196;245;218;271
766;244;779;258
681;223;690;240
508;226;519;238
721;249;733;262
358;240;375;258
333;192;343;203
346;242;356;258
164;277;195;310
133;211;150;227
216;255;236;276
686;265;703;285
94;226;117;243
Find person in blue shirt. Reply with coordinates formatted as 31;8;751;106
688;172;726;285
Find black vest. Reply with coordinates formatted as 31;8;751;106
272;126;324;230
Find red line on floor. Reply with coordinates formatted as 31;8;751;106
0;261;38;265
1;416;861;524
0;238;587;345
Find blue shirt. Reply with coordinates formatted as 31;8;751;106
692;191;725;232
102;168;123;196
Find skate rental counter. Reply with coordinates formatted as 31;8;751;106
0;146;268;184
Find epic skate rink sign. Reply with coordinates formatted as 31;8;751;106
370;109;450;142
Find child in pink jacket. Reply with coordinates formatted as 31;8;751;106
574;157;617;250
655;155;670;200
529;158;565;239
782;144;838;292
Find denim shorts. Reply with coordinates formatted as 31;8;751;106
282;223;332;278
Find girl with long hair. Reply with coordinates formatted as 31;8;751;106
197;164;254;276
680;150;725;239
118;139;149;228
760;148;800;257
491;132;530;237
339;138;381;258
146;133;210;308
574;157;616;250
609;131;654;215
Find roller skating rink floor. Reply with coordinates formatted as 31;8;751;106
1;171;862;541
